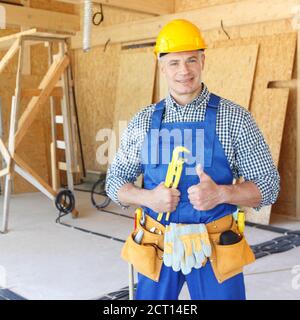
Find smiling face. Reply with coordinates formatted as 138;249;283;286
159;50;205;105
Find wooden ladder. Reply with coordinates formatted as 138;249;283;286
48;42;80;193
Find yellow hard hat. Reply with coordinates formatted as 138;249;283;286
154;19;206;56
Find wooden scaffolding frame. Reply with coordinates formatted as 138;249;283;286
0;29;81;233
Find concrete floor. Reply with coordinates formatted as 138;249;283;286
0;191;299;300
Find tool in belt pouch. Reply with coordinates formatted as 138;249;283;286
207;214;256;283
121;210;165;282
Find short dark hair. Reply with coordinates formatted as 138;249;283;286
159;52;169;58
159;49;204;58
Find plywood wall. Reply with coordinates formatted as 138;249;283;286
73;43;121;173
112;49;156;149
72;6;155;173
273;61;297;218
203;44;258;109
212;34;295;165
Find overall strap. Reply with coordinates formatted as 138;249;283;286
204;93;221;168
149;99;165;168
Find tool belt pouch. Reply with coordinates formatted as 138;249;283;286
209;217;255;283
121;215;165;282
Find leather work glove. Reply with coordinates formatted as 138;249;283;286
163;223;212;275
163;223;184;272
177;224;211;275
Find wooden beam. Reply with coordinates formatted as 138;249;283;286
57;0;174;15
0;29;37;51
0;138;10;164
0;39;20;75
71;0;299;49
14;55;70;148
21;30;31;75
20;0;31;75
13;154;56;199
0;3;80;33
58;161;80;172
21;87;63;98
0;167;9;178
0;30;72;51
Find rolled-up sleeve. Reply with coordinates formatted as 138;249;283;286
105;115;144;207
234;110;280;210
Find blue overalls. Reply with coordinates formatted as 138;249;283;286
136;93;246;300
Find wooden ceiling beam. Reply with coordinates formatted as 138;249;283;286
56;0;175;15
0;3;80;32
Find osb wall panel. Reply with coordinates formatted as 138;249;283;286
111;49;156;153
99;6;154;26
73;43;121;172
211;34;296;224
204;44;258;109
273;60;297;218
86;5;154;44
73;6;155;173
30;44;50;76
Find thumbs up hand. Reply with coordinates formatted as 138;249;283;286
187;164;223;211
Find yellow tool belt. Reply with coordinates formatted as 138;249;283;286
121;213;255;283
121;214;165;282
206;214;255;283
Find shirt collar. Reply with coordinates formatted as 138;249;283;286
165;83;210;112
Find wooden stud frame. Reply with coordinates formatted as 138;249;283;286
0;30;79;233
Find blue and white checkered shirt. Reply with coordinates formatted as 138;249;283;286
105;83;280;210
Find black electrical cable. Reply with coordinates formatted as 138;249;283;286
246;221;290;234
55;187;126;243
91;178;111;209
100;208;134;220
93;3;104;26
58;221;125;243
55;189;75;214
250;231;300;258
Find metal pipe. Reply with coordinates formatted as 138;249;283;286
83;0;92;52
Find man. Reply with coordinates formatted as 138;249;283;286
106;19;280;300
